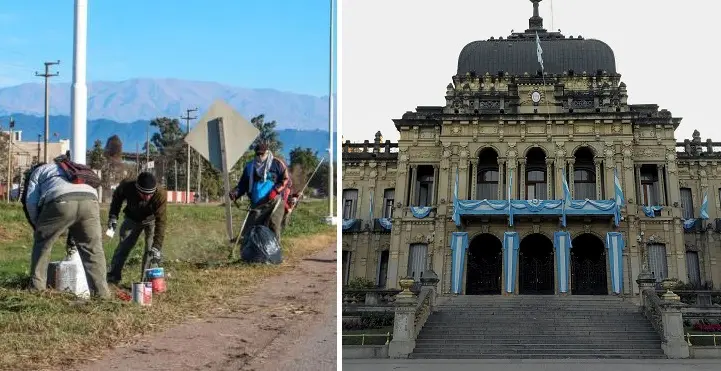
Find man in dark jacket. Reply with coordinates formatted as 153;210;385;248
229;142;290;239
107;172;167;284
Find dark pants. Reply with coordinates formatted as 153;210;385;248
108;218;155;283
30;197;110;298
242;197;285;241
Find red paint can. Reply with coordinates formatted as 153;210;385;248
145;268;167;293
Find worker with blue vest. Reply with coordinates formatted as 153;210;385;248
229;142;290;240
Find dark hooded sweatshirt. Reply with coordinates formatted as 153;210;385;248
109;179;168;249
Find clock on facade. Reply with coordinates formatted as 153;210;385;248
531;90;542;103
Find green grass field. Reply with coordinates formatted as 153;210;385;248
0;200;336;370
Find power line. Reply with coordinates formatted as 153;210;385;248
181;108;198;203
35;60;60;163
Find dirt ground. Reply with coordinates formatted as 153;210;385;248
73;243;338;371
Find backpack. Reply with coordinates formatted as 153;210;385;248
55;155;102;189
20;163;45;230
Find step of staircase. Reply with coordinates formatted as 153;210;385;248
411;295;665;359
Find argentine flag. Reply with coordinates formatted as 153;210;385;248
369;190;374;221
454;167;459;202
614;168;624;208
508;171;514;226
536;32;544;72
561;168;571;227
700;190;709;220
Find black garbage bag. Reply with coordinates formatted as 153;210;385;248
241;225;283;264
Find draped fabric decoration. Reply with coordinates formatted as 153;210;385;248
508;171;514;227
452;199;617;227
614;167;624;226
450;232;469;294
452;167;460;225
342;218;358;230
642;205;663;218
561;168;571;227
503;232;520;294
377;218;392;231
700;190;709;220
554;231;572;294
682;218;698;231
606;232;625;294
369;190;374;223
410;206;432;219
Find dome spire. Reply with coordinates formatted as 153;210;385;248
528;0;545;32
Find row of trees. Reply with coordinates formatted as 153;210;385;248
88;114;335;201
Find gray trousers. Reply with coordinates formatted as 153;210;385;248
30;197;110;298
108;218;155;283
242;197;285;241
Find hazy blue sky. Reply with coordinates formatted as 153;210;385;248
0;0;334;96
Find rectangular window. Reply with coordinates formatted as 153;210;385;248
640;167;660;206
407;243;428;281
680;188;694;219
648;243;668;283
383;189;394;218
685;251;701;288
342;251;352;285
342;189;358;219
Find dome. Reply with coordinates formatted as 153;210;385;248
456;0;616;76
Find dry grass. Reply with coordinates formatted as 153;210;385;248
0;201;335;370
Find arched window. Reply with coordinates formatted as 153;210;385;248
525;147;547;200
526;169;547;200
476;148;500;200
477;169;499;200
573;147;597;200
573;168;596;200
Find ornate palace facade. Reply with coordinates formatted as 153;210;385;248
341;0;721;297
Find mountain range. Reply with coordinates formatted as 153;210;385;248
0;78;335;159
0;78;330;131
0;114;334;160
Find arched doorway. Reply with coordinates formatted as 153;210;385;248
465;234;503;295
519;233;555;295
571;234;608;295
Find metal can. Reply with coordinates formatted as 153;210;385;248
132;282;145;305
143;282;153;306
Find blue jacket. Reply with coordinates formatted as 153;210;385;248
234;158;289;207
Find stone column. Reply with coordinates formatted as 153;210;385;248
519;159;527;200
470;159;478;200
635;165;643;205
409;165;417;206
595;158;602;200
497;159;506;200
567;158;576;199
388;279;418;358
636;272;656;307
554;158;564;200
431;165;439;205
657;165;666;205
661;301;690;359
546;158;554;200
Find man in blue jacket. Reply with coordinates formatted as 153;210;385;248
229;142;290;240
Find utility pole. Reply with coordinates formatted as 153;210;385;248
136;142;140;175
197;152;202;202
35;60;60;163
326;0;336;224
145;124;150;164
6;117;15;202
181;108;198;204
36;134;41;164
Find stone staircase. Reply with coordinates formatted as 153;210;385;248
412;295;666;359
